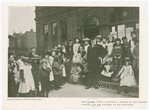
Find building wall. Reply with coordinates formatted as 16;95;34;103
35;7;139;54
23;29;36;54
8;30;36;55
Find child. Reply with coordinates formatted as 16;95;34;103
107;35;114;57
61;43;66;53
57;43;62;52
112;38;123;76
39;60;51;97
101;37;107;49
116;58;137;94
57;51;64;85
65;56;73;82
132;40;139;84
69;62;82;84
48;50;55;89
61;52;67;83
19;57;35;97
122;37;132;59
8;53;17;97
101;58;114;82
53;56;62;90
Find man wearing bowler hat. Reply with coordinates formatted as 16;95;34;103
85;36;107;89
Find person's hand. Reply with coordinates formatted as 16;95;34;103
43;66;46;70
98;57;102;60
22;78;25;83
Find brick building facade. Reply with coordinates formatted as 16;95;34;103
8;29;36;55
35;7;139;54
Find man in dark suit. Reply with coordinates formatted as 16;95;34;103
85;37;107;89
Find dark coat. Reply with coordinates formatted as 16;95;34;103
8;60;16;97
39;68;51;92
87;44;107;75
31;62;40;88
68;44;73;59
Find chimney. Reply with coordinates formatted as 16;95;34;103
30;29;33;32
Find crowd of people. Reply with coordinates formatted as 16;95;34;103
8;31;139;97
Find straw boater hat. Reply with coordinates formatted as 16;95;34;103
103;57;112;64
31;54;40;60
96;35;102;39
82;38;90;41
22;57;29;62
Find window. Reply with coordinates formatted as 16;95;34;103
44;25;48;34
52;22;57;35
118;24;125;40
43;24;48;41
60;20;67;41
136;23;139;29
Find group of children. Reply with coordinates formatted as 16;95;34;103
8;31;139;97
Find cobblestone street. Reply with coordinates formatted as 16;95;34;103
48;83;138;98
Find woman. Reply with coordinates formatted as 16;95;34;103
112;38;123;77
72;38;81;63
8;53;17;97
18;57;35;97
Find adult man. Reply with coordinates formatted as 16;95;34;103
129;31;138;53
28;47;40;96
85;37;107;89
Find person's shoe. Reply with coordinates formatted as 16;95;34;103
94;86;99;89
85;86;91;90
58;86;62;89
54;87;59;90
117;89;121;94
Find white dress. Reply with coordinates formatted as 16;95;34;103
101;65;114;77
130;39;135;53
62;58;66;77
49;56;54;81
72;43;81;63
18;64;35;93
118;65;137;87
107;42;114;56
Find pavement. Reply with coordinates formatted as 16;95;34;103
48;83;138;98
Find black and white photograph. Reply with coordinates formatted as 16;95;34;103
8;6;140;98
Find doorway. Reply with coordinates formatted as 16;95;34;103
84;27;99;39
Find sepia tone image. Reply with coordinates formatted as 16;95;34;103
8;6;139;98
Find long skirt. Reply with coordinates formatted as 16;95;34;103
120;75;137;87
41;77;49;93
69;74;80;83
